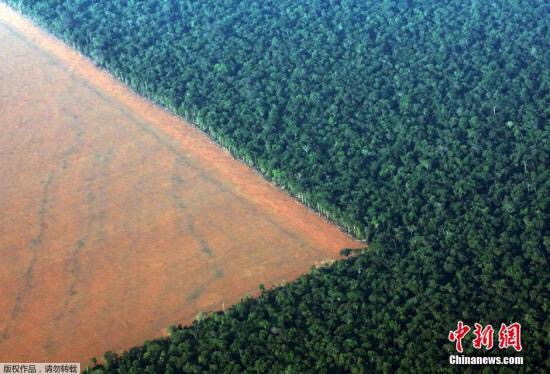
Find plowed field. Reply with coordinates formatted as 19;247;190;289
0;4;361;367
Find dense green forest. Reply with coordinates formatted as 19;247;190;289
5;0;548;371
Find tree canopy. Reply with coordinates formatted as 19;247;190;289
6;0;549;371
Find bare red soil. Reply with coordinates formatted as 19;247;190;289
0;4;362;368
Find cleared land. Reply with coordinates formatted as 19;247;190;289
0;4;361;367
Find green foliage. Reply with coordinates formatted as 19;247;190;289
6;0;549;371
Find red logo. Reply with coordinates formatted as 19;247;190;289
498;323;522;352
448;322;522;352
448;321;471;353
473;323;494;350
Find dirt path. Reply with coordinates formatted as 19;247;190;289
0;4;362;368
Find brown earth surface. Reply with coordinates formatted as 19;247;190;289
0;4;362;368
